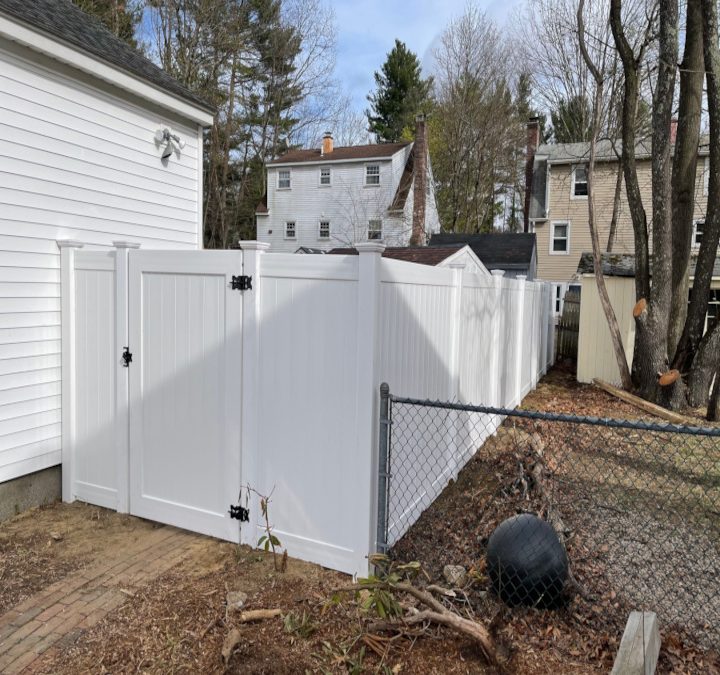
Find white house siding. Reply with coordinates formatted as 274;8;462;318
258;144;441;252
0;40;202;483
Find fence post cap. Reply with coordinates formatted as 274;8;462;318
355;242;386;254
380;382;390;397
112;240;141;249
491;270;505;277
56;239;84;249
238;240;271;252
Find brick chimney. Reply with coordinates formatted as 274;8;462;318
524;117;540;233
321;131;333;156
670;117;678;145
410;114;427;246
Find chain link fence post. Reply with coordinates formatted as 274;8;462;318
376;382;391;554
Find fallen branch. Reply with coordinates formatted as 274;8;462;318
336;581;496;664
237;609;282;623
221;628;242;664
593;378;693;425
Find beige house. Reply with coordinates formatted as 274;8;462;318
524;120;709;287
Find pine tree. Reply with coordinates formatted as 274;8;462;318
72;1;142;48
550;95;592;143
366;39;432;143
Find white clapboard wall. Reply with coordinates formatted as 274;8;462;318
0;38;202;484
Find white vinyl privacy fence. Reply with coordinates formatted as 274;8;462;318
60;241;554;576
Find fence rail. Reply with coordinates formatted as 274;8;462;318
378;386;720;649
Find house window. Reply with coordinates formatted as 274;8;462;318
318;220;330;239
366;164;380;186
368;219;382;240
693;220;704;248
551;222;570;254
708;290;720;331
285;221;296;239
278;170;291;189
320;167;331;185
571;165;588;197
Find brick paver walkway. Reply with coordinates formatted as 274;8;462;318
0;524;204;674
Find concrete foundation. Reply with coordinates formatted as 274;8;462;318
0;466;62;523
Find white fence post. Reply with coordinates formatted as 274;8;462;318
355;242;385;574
112;241;140;513
491;270;505;407
58;239;84;503
515;275;527;405
238;241;270;548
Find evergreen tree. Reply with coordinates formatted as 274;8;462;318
366;39;432;143
72;1;142;48
550;95;592;143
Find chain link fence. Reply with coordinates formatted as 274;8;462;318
376;384;720;649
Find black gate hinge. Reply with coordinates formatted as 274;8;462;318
122;347;132;367
229;504;249;521
231;275;252;291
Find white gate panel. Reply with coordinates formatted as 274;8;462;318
73;251;117;508
128;251;243;542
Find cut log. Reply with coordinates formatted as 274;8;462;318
658;369;680;387
610;611;660;675
592;379;693;425
237;609;282;623
632;298;647;318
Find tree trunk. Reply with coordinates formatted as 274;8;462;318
632;0;678;405
609;0;651;304
668;0;704;358
686;322;720;405
676;0;720;412
708;365;720;421
606;162;623;252
577;0;633;391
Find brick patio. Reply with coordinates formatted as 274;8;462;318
0;524;205;674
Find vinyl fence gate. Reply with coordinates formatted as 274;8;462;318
60;241;555;577
64;246;244;543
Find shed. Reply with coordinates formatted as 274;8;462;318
428;233;537;280
576;253;720;385
0;0;213;502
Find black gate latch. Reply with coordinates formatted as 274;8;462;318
231;275;252;291
122;347;132;367
229;504;249;521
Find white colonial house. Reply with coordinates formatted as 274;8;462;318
0;0;212;501
256;118;441;252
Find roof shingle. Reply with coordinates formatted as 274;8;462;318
269;142;410;165
327;245;464;266
0;0;214;113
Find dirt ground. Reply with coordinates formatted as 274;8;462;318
1;366;718;674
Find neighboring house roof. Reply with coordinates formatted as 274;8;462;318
428;233;536;271
268;142;410;165
0;0;214;114
537;136;711;165
296;247;326;254
327;245;465;266
577;251;720;278
388;147;414;212
528;158;547;221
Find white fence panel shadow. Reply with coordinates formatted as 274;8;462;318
71;250;117;509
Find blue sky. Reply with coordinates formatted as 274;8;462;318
333;0;525;112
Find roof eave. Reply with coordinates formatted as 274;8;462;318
0;12;215;126
269;154;400;167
